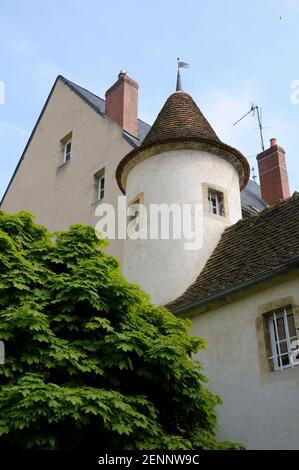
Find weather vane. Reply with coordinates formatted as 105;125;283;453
176;58;190;91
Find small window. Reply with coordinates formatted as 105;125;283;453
64;140;72;162
98;175;105;201
94;168;105;202
208;189;225;216
268;306;299;371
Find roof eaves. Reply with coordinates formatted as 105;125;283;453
168;256;299;315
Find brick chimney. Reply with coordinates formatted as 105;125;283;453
105;71;139;138
257;138;291;206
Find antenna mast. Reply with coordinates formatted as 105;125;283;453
233;104;265;152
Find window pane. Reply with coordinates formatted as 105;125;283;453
281;353;290;367
277;316;286;340
208;189;224;216
98;178;105;200
287;314;296;338
279;340;288;354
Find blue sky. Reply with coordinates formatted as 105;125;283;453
0;0;298;199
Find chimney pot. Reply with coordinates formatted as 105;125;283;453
270;137;278;147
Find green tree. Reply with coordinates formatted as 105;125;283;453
0;211;242;450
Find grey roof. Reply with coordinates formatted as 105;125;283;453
241;179;268;216
60;76;106;115
60;76;151;145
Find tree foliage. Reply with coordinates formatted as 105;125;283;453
0;210;243;450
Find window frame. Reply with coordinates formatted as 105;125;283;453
93;168;105;203
208;188;225;217
98;175;105;201
268;306;299;371
63;139;72;163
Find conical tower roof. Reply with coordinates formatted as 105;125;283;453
116;91;249;193
142;91;220;146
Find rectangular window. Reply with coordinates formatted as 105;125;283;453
268;306;299;371
94;168;105;202
63;140;72;162
98;175;105;201
208;189;225;216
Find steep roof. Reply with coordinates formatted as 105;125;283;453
60;76;150;143
1;75;264;212
241;179;268;216
167;192;299;312
116;91;250;193
142;91;220;145
0;75;150;205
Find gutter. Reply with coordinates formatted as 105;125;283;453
170;256;299;315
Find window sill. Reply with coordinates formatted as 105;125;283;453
205;210;228;221
91;198;105;206
261;363;299;383
57;160;71;170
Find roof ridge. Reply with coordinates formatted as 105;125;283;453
59;75;150;129
58;75;105;102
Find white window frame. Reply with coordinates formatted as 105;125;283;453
208;189;224;216
268;306;299;371
63;139;72;162
98;175;105;201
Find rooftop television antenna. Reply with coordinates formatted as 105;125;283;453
233;104;265;152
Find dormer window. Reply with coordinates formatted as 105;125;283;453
64;140;72;162
208;189;225;217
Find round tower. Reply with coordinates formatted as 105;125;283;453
116;90;249;305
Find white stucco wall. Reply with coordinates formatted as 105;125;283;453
190;275;299;450
123;149;242;305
